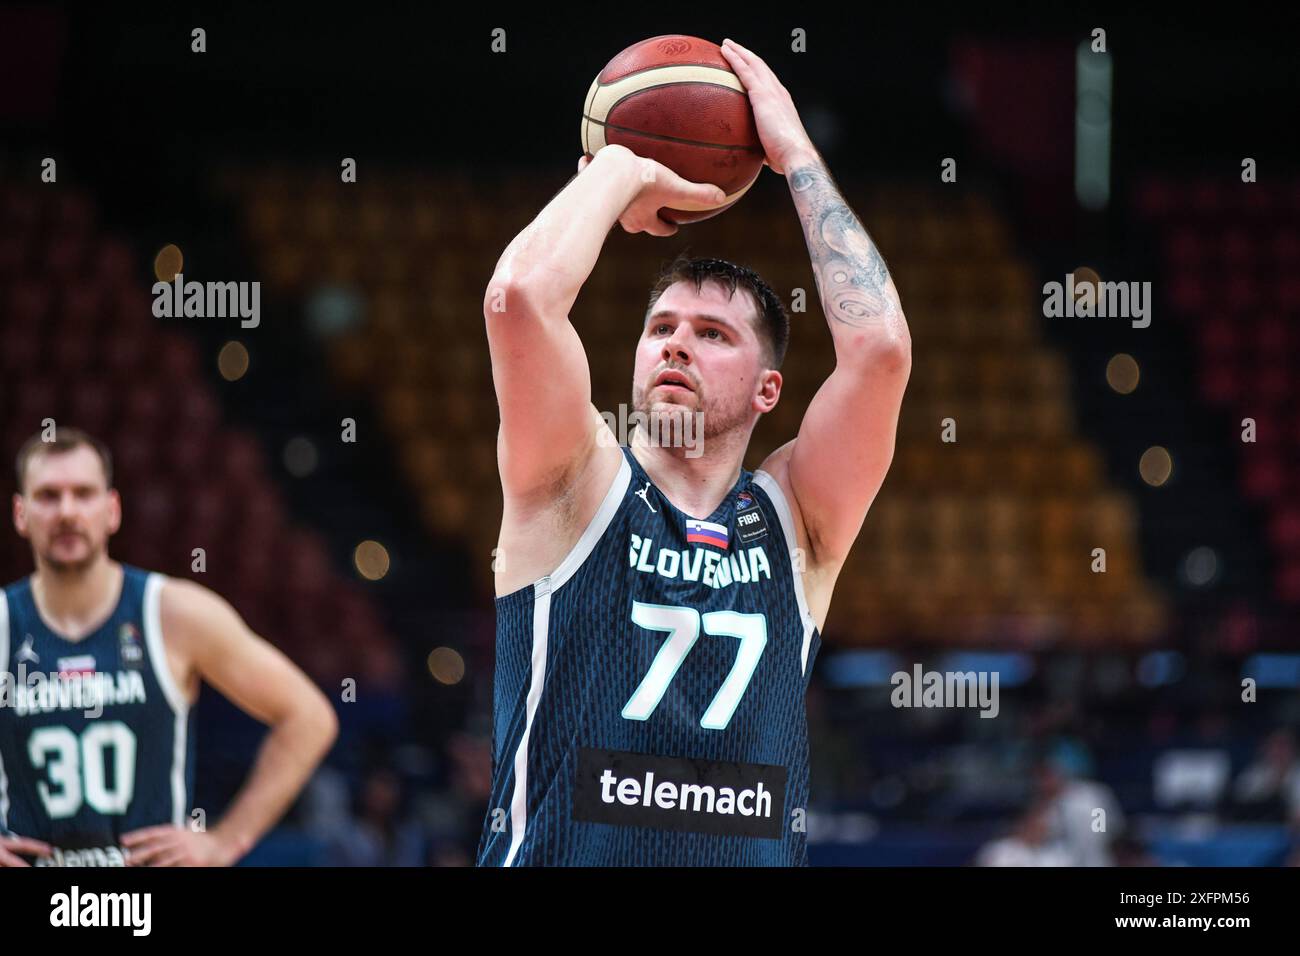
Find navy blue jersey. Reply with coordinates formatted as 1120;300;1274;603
478;445;822;866
0;565;195;866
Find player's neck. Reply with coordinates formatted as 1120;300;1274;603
31;554;124;641
630;425;746;519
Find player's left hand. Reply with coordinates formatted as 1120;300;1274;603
719;38;817;175
121;825;240;867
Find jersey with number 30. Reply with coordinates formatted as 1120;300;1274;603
0;566;194;866
478;445;822;866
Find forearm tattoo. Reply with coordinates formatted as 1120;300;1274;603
789;163;900;327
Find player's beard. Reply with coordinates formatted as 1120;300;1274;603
40;529;103;575
631;376;751;449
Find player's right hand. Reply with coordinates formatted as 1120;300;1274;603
0;833;53;867
578;150;726;238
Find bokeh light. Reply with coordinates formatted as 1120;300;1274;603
283;436;320;477
427;647;465;685
154;243;183;282
1139;446;1173;486
354;539;391;580
1106;353;1140;394
1183;545;1220;587
217;341;250;381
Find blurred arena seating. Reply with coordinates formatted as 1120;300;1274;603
223;164;1167;647
1136;177;1300;609
0;180;395;689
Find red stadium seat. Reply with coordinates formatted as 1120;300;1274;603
0;182;399;676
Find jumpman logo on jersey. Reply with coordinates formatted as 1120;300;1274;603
634;482;657;513
17;634;39;665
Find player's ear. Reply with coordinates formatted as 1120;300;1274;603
13;493;28;537
106;489;122;535
754;369;781;414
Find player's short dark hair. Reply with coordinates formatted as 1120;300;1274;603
14;427;114;492
645;253;790;369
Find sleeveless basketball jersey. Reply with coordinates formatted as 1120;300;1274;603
0;565;194;866
478;444;822;866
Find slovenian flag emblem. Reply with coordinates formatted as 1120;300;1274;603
685;518;729;549
56;654;97;676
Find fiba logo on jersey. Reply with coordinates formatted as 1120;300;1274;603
118;623;144;670
735;491;769;543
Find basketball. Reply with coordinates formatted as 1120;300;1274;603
580;34;764;224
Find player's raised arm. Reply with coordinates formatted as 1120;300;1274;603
782;157;910;564
484;144;727;499
722;39;911;568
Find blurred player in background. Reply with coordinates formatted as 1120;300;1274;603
478;39;910;865
0;428;337;866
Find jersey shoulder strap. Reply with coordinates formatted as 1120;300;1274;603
749;469;817;674
135;568;189;716
535;450;632;597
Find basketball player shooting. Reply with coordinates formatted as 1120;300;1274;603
478;38;910;865
0;431;338;866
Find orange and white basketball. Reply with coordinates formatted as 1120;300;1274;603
580;34;765;224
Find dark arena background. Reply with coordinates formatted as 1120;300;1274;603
1;1;1298;891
